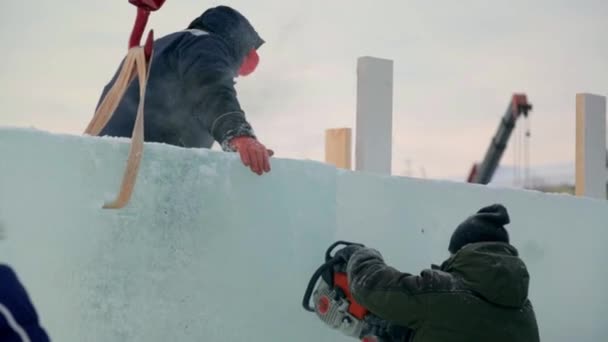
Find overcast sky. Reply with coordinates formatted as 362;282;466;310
0;0;606;180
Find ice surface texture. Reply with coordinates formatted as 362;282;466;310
0;127;606;341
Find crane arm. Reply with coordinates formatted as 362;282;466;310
467;94;532;184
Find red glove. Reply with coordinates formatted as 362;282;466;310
230;137;274;175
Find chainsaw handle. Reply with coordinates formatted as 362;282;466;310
302;258;341;312
302;241;365;312
325;241;365;262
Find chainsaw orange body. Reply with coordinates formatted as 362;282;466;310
302;241;412;342
333;272;368;320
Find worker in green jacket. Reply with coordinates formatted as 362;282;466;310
337;204;540;342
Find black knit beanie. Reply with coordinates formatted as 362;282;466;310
448;204;511;254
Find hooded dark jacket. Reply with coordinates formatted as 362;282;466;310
96;6;264;151
0;265;50;341
346;242;540;342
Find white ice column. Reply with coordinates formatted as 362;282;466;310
575;93;607;199
355;56;394;175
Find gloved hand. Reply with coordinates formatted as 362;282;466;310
363;315;413;342
230;136;274;175
333;245;364;263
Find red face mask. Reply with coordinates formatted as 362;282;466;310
239;49;260;77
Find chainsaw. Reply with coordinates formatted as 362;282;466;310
302;241;411;342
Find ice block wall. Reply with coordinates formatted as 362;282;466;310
0;128;606;341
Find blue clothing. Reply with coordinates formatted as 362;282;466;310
97;6;264;151
0;265;50;342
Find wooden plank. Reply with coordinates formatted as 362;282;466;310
325;128;352;170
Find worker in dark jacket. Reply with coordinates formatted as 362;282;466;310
97;6;272;175
336;204;540;342
0;264;50;341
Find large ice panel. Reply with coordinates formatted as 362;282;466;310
0;128;337;341
1;127;607;341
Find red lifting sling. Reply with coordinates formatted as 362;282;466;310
84;0;166;209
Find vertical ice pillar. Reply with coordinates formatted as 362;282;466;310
325;128;352;170
575;93;608;199
355;56;394;174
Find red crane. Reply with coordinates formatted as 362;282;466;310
467;94;532;185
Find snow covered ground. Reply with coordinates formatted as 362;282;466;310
0;127;606;341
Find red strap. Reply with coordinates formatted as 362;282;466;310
143;30;154;63
129;0;165;11
129;7;150;49
128;0;165;61
128;0;166;48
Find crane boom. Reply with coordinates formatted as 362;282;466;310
467;94;532;184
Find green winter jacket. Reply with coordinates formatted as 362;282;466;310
346;242;540;342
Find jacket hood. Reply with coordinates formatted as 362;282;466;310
188;6;265;63
443;242;530;308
